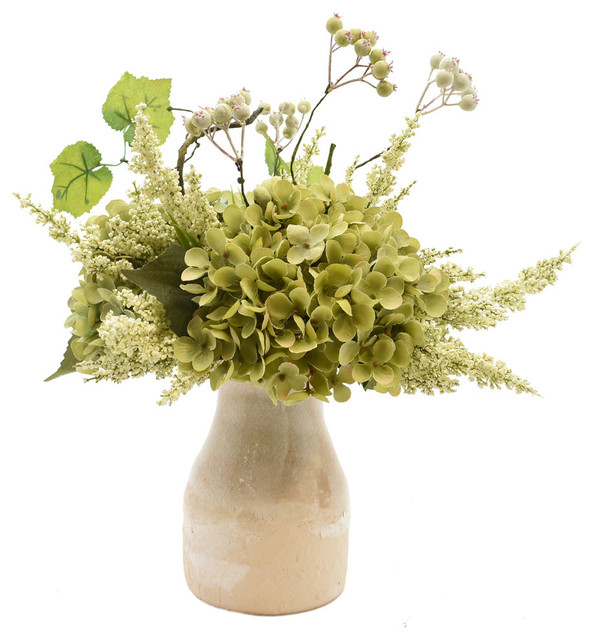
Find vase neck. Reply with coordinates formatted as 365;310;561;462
214;381;324;436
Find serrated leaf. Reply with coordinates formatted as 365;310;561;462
45;337;79;381
306;166;324;187
50;142;113;217
122;244;196;336
102;72;174;145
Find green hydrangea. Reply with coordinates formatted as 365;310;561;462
174;175;449;404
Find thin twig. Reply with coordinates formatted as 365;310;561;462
353;150;384;171
185;142;200;164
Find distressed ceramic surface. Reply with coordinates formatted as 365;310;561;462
183;382;350;615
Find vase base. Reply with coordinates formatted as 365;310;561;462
187;581;346;616
183;512;349;616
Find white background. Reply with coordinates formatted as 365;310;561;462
1;0;593;638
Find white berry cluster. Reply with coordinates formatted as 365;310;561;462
326;14;397;98
182;89;254;137
417;52;479;114
254;100;312;148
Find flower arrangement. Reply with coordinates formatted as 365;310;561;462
17;14;574;406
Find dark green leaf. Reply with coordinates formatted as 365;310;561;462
50;141;113;216
102;72;174;145
167;214;200;250
45;337;78;381
122;244;196;336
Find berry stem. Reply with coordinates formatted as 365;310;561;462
328;33;334;85
174;107;262;193
167;106;194;113
333;74;372;89
205;133;236;161
223;125;241;160
415;78;435;112
333;61;362;86
422;102;459;115
240;122;246;161
290;89;330;184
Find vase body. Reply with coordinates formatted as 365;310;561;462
182;381;350;615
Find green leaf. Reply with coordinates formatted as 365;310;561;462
45;337;79;381
102;72;174;145
122;244;196;336
264;137;289;176
50;141;113;217
167;214;200;250
265;137;277;176
306;166;324;187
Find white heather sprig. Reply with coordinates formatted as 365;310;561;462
380;180;417;213
16;194;80;246
419;247;464;265
72;193;176;280
82;305;177;383
113;288;169;324
439;262;486;284
130;107;219;239
344;155;359;189
400;320;539;396
183;166;220;238
158;365;218;406
443;247;576;331
365;114;421;205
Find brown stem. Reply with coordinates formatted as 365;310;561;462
236;159;248;206
353;151;383;171
177;135;198;194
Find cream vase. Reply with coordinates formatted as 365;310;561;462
182;381;350;615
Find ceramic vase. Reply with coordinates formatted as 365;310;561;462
182;381;350;615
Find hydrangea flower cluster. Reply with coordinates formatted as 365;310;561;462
173;175;448;403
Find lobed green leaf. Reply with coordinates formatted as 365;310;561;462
102;72;174;145
50;141;112;217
